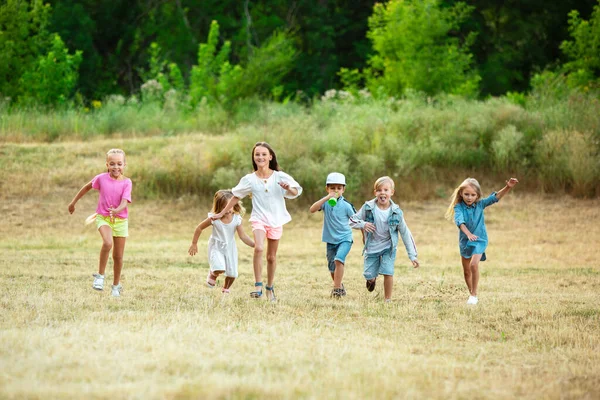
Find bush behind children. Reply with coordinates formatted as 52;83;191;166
68;144;519;305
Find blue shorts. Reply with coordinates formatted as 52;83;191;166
326;241;352;273
363;248;396;279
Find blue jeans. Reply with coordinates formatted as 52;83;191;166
326;241;352;273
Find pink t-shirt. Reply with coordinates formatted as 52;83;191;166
91;173;132;219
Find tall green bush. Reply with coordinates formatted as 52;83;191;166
0;0;52;100
19;34;82;106
560;0;600;89
364;0;480;98
189;20;242;106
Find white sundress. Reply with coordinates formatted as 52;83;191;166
207;213;242;278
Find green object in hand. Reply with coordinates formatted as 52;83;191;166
328;197;337;206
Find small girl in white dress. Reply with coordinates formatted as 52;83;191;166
188;190;255;294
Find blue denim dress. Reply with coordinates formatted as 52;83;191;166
453;192;498;261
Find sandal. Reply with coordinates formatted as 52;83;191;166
265;285;277;302
206;271;217;288
222;288;230;294
250;282;263;298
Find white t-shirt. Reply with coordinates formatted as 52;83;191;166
232;170;302;227
368;206;392;254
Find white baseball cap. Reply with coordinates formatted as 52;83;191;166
326;172;346;185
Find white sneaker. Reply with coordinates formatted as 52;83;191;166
111;284;122;297
92;274;104;290
466;295;478;305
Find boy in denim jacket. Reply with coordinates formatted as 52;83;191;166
349;176;419;302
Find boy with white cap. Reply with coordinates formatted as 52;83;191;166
309;172;358;297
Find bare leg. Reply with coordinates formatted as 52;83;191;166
330;272;335;281
223;276;235;289
98;226;113;275
470;254;483;296
333;260;344;289
253;230;266;284
111;236;126;285
265;238;279;300
383;275;393;300
461;256;473;295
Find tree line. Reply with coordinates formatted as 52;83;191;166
1;0;599;107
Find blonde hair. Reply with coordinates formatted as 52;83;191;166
445;178;482;221
374;176;395;191
106;148;126;162
212;189;245;216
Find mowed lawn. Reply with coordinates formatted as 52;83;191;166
1;191;599;399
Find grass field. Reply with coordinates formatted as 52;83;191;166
1;182;599;398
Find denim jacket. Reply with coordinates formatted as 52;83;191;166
349;198;418;261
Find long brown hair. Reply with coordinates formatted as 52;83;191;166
251;142;280;171
445;178;482;221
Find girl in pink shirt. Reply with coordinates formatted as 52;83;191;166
68;149;132;297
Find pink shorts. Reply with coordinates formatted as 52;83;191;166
251;220;283;240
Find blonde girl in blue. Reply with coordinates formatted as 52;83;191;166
188;190;254;294
445;177;519;305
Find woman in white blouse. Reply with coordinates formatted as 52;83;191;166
211;142;302;302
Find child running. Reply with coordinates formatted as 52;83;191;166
68;148;132;297
188;190;255;294
211;142;302;302
445;177;519;305
309;172;358;298
349;176;419;302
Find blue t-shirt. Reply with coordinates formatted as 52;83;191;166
454;192;498;260
320;196;355;244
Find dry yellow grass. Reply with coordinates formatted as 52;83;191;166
1;186;599;398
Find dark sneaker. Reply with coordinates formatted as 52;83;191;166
366;279;376;292
340;283;347;296
331;288;344;298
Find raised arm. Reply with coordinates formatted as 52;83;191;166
68;181;93;214
210;197;240;221
309;194;334;213
496;178;519;200
188;217;212;256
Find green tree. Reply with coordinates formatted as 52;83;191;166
238;30;297;99
19;33;83;106
365;0;480;97
560;0;600;88
450;0;598;96
0;0;52;100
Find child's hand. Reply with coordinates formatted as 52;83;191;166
412;259;420;268
210;212;223;221
108;205;117;223
506;178;519;187
363;222;376;233
188;244;198;256
68;203;75;214
279;181;291;191
467;233;478;241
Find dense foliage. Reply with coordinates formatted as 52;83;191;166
1;0;599;104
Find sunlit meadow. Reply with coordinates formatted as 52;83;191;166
1;135;599;399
